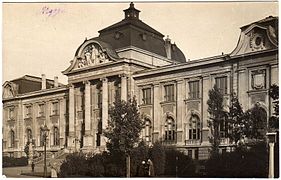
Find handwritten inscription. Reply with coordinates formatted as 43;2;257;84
41;6;64;17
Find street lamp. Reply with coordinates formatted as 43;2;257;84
42;124;50;178
266;132;277;178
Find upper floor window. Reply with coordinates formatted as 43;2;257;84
51;102;59;116
38;104;45;117
39;128;44;147
8;108;14;120
164;117;176;142
25;106;32;118
215;76;228;95
10;130;15;148
97;87;102;108
53;127;59;146
115;83;121;101
189;81;200;99
144;119;152;142
142;88;152;105
164;84;175;102
189;115;201;140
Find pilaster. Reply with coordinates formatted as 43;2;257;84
153;83;161;142
201;75;210;144
120;74;128;101
176;79;184;144
101;77;108;147
67;84;75;148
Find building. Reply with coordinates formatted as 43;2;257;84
2;3;278;160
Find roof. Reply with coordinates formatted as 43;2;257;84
8;75;64;94
241;16;278;29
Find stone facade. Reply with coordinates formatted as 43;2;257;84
2;3;278;160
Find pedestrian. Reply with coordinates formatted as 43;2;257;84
31;161;35;173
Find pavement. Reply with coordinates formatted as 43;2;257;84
2;164;51;178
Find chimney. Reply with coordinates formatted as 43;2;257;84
165;35;172;60
41;74;46;90
54;76;59;88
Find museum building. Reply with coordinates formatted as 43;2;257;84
2;3;278;160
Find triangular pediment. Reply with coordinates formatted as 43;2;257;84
2;81;18;99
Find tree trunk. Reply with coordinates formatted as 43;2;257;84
126;155;130;177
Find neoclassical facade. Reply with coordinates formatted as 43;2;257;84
2;3;278;160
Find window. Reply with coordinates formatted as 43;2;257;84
8;108;14;120
165;117;176;141
189;115;201;140
51;102;59;116
53;127;59;146
97;87;102;108
164;84;175;102
38;104;45;117
40;129;44;147
115;83;121;101
10;130;15;148
215;76;228;95
25;106;32;118
144;119;152;142
189;81;200;99
219;116;228;138
26;129;32;142
142;88;152;105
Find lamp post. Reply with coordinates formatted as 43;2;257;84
266;132;276;178
42;124;50;178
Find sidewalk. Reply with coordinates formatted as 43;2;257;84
3;164;51;178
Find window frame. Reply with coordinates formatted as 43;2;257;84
164;84;175;102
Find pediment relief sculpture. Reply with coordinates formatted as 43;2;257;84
77;43;110;68
3;82;18;99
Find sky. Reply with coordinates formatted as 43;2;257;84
2;2;278;84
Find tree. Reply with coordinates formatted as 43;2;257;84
269;84;279;129
104;96;144;177
24;141;30;158
207;85;226;156
245;104;267;140
227;94;250;145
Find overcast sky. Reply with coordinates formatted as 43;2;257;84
3;2;278;84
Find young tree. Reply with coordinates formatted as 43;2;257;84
104;96;144;177
227;94;250;145
269;84;279;129
207;85;226;156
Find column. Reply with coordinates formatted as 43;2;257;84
153;83;161;142
101;77;108;147
176;79;184;144
238;69;248;110
201;75;211;144
67;84;75;149
120;74;128;101
83;80;93;148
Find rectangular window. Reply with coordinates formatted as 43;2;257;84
38;104;45;117
164;84;175;102
215;76;228;95
142;88;152;105
52;102;59;116
97;88;102;108
189;81;200;99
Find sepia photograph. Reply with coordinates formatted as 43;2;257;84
2;1;279;178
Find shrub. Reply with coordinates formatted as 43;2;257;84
205;142;270;178
3;156;28;167
164;148;196;177
149;141;166;176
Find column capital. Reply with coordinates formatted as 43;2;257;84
100;77;108;83
153;82;160;87
176;79;184;84
119;73;128;78
83;80;90;85
69;83;75;89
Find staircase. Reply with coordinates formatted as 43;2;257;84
33;148;69;165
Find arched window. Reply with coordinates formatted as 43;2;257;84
165;117;176;142
40;128;44;147
189;115;201;140
10;130;15;148
144;119;152;142
53;127;59;146
26;129;32;142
